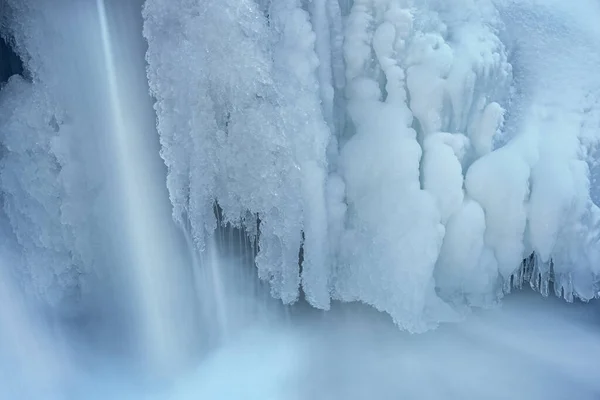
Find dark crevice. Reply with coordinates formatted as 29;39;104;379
511;252;563;299
212;201;308;303
297;230;306;303
212;202;259;264
0;34;23;84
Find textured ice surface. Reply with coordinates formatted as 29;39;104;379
141;0;600;330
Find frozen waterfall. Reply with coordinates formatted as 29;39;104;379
142;0;600;329
0;0;599;398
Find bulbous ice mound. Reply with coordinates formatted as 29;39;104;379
1;0;599;333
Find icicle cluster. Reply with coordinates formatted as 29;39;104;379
143;0;333;307
143;0;600;330
0;0;598;331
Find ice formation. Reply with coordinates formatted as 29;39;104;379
1;0;599;334
0;2;92;313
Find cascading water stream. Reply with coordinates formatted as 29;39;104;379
182;225;230;343
92;0;202;377
95;0;278;368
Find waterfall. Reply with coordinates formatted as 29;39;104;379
0;0;600;398
93;0;201;376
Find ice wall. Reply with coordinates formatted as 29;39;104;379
143;0;333;309
143;0;600;331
